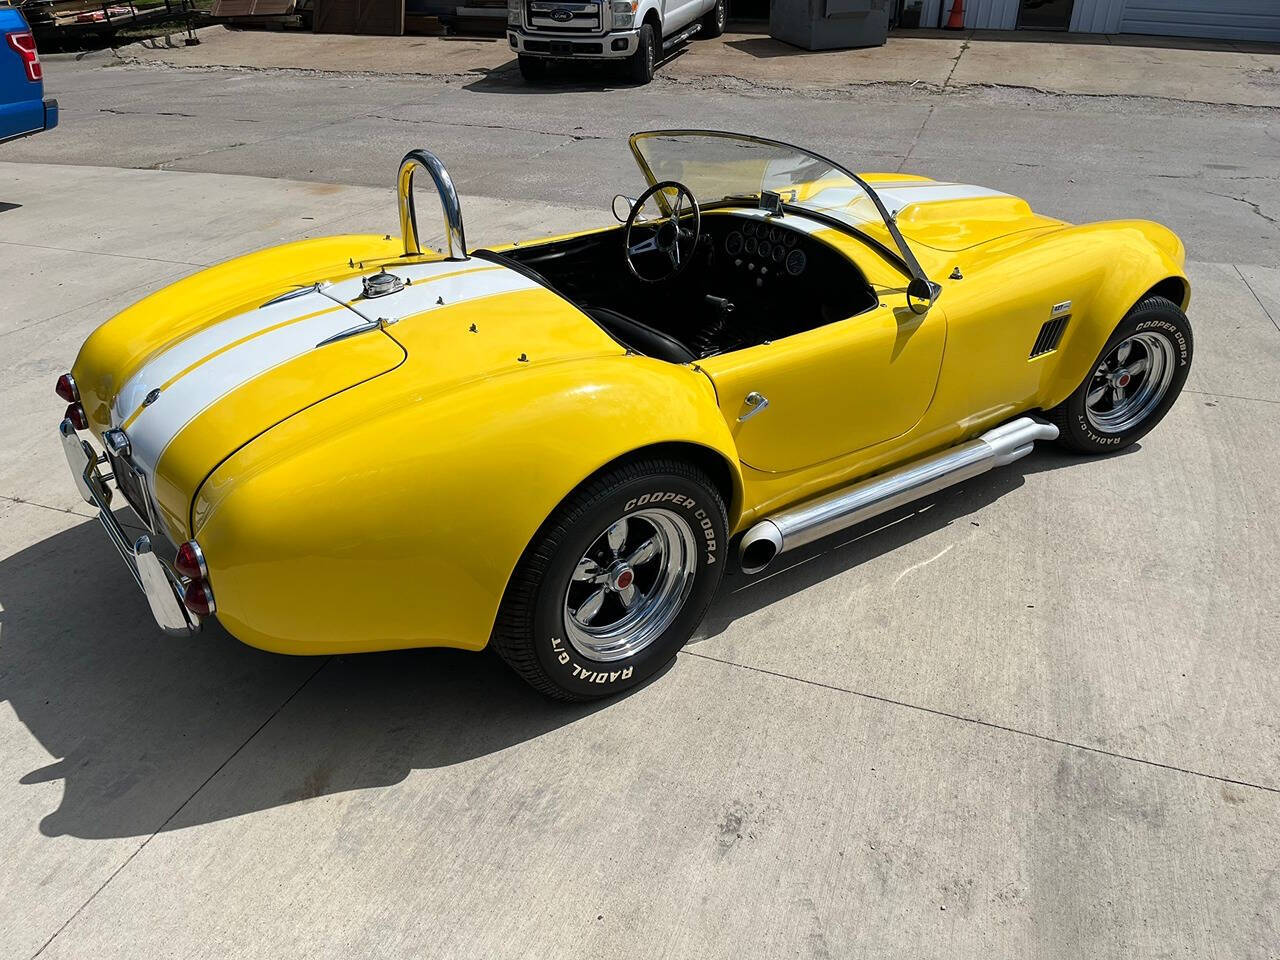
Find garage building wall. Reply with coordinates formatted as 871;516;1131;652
919;0;1017;30
1069;0;1123;33
1119;0;1280;42
917;0;1280;40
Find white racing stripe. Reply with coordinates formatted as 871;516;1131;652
123;297;368;475
722;181;1010;240
115;258;541;477
112;290;339;426
113;259;488;426
803;182;1010;219
324;260;540;323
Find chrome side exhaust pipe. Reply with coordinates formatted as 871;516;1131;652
738;417;1059;574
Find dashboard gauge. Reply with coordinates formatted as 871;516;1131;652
742;222;756;237
725;231;743;255
744;236;758;255
772;244;786;264
785;232;798;247
770;226;783;243
757;240;772;260
785;248;807;277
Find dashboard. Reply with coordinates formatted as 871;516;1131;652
721;219;809;280
671;211;877;356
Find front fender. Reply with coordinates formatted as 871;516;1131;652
1039;219;1188;410
192;355;741;655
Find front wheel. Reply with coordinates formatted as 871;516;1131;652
1047;294;1193;453
492;458;728;701
699;0;727;38
626;23;657;84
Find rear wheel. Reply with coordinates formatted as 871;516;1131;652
626;23;657;84
518;54;548;82
492;457;727;701
699;0;727;38
1047;295;1192;453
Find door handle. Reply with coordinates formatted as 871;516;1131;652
737;391;769;423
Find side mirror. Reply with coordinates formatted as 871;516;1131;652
906;276;938;315
612;194;637;223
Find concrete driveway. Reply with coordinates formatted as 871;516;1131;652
1;45;1279;960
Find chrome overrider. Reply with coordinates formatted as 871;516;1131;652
58;418;201;636
738;417;1060;574
398;148;467;262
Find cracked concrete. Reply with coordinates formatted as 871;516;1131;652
99;24;1280;108
1207;192;1280;226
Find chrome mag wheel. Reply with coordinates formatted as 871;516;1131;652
563;508;697;662
1085;332;1177;434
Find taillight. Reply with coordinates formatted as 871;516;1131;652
7;31;42;83
175;540;208;580
64;403;89;430
56;372;79;403
182;581;216;617
176;540;215;616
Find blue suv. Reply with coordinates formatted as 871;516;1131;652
2;5;57;143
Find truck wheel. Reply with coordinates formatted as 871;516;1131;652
699;0;726;38
518;54;548;82
626;23;657;84
1047;295;1193;454
492;457;728;701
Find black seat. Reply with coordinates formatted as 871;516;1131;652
585;307;697;365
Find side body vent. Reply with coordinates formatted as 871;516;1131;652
1030;316;1069;358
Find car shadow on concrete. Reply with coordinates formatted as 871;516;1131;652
462;60;628;94
461;47;690;94
0;521;621;840
694;444;1132;643
0;443;1124;840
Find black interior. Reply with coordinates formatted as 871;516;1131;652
500;211;878;362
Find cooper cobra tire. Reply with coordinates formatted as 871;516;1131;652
1047;295;1193;453
699;0;727;38
626;23;657;85
517;54;548;82
492;457;727;701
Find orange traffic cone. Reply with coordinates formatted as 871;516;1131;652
945;0;965;29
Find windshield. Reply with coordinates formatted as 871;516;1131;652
629;130;931;288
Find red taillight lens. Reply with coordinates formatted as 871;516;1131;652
175;540;208;580
182;581;216;617
56;373;79;403
64;403;89;430
6;31;42;83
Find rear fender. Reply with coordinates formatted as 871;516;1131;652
192;356;741;655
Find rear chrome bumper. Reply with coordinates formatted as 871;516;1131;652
59;418;201;637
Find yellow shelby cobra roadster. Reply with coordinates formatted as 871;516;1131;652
58;131;1193;700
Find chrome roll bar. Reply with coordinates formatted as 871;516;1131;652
398;148;467;261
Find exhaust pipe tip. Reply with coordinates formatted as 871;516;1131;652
739;520;783;575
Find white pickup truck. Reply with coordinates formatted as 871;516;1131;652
507;0;726;84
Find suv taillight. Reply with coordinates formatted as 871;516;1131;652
7;31;42;83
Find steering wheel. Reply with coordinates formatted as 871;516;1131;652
623;180;702;284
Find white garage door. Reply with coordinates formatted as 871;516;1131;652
1120;0;1280;42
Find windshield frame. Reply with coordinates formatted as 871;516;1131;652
628;129;935;297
